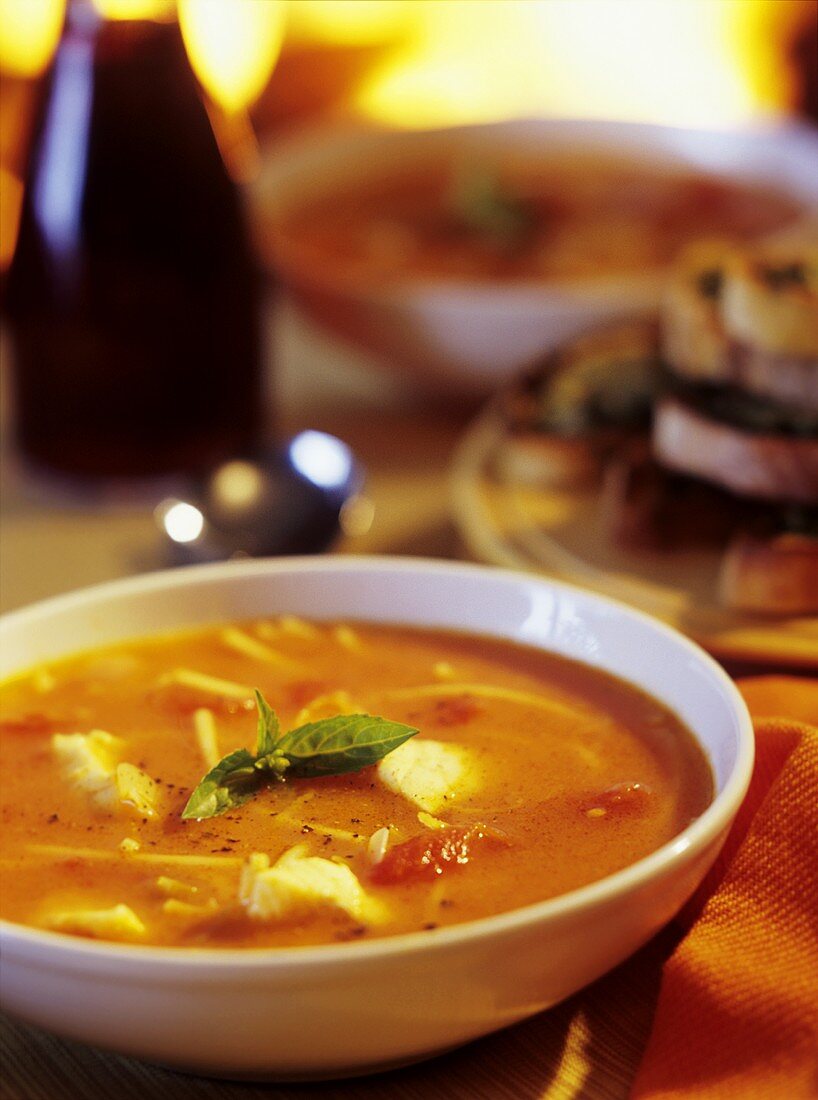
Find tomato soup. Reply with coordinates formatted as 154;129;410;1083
0;618;712;948
274;156;797;285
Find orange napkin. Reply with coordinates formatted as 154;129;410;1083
631;676;818;1100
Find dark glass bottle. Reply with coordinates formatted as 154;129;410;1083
5;3;265;483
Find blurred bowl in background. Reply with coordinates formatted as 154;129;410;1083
251;118;818;396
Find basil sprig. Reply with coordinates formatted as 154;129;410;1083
182;690;417;821
449;168;534;249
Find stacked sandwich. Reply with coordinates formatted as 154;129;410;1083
501;237;817;615
658;239;817;613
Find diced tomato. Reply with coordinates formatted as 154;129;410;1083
0;713;61;735
371;824;509;885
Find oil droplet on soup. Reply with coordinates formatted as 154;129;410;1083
0;619;713;948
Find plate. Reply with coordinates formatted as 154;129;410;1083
451;406;818;668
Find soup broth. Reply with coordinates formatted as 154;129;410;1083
275;156;798;284
0;619;712;948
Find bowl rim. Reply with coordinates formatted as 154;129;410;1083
0;555;754;974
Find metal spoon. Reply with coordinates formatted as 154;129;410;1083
154;430;366;565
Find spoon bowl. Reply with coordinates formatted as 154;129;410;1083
156;431;364;564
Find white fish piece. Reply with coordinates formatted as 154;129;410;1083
51;730;123;810
52;732;159;817
239;846;385;923
376;738;481;814
44;903;146;941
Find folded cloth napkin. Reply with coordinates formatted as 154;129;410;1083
631;676;818;1100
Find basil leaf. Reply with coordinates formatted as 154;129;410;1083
181;747;261;820
254;688;280;756
182;693;418;821
450;169;534;249
278;714;418;778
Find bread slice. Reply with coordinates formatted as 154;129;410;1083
663;239;818;410
499;318;661;489
721;243;818;358
719;531;818;613
661;239;731;383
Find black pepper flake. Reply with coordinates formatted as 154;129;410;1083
696;269;722;299
323;835;332;845
439;898;454;908
762;262;805;290
46;813;59;824
350;818;361;824
301;825;314;834
422;923;438;931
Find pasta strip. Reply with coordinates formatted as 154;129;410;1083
192;708;220;770
278;616;321;640
220;629;305;672
33;668;56;693
26;845;243;868
333;625;362;652
160;669;253;701
433;662;456;681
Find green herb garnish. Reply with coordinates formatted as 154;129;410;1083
182;690;418;821
449;168;534;250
